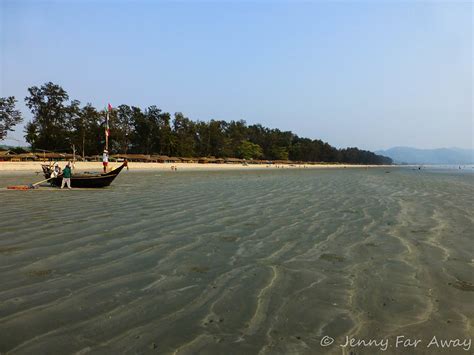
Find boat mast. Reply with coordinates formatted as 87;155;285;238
105;105;110;151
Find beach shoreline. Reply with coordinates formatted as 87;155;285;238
0;161;396;173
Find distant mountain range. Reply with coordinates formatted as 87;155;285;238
375;147;474;165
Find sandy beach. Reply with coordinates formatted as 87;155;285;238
0;161;393;173
1;167;472;354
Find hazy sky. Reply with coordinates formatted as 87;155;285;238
1;0;472;151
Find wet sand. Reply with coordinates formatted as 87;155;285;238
0;168;472;354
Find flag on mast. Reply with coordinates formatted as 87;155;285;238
105;103;112;137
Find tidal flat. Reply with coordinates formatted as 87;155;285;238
0;167;473;354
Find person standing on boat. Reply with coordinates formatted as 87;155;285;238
102;149;109;173
51;163;61;178
61;162;72;189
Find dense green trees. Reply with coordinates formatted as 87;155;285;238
0;96;23;141
173;112;196;157
238;140;263;160
20;82;392;164
70;104;103;157
24;82;77;151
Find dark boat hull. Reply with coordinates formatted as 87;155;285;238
42;163;127;188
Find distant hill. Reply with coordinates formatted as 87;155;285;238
375;147;474;165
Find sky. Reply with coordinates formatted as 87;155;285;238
1;0;472;151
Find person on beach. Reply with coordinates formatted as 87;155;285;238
61;162;72;189
102;150;109;173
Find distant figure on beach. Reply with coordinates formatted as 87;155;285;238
102;150;109;173
61;162;72;189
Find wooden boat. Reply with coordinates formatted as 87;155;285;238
39;103;127;189
41;161;128;188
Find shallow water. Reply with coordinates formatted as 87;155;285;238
0;167;473;354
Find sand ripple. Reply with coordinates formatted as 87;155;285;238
0;168;473;354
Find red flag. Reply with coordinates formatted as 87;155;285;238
105;103;111;138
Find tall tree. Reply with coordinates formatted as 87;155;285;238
115;105;134;153
0;96;22;141
194;121;210;156
208;120;228;157
65;99;81;151
70;104;102;158
172;112;196;157
247;124;271;157
131;106;159;155
225;120;247;156
157;110;172;155
24;82;76;151
238;140;263;160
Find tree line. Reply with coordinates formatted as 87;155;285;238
1;82;392;164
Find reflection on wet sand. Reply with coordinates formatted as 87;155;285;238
0;168;472;354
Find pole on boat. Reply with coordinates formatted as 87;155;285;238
105;103;111;152
104;104;112;173
7;176;55;190
72;144;76;170
82;115;85;161
105;110;109;152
